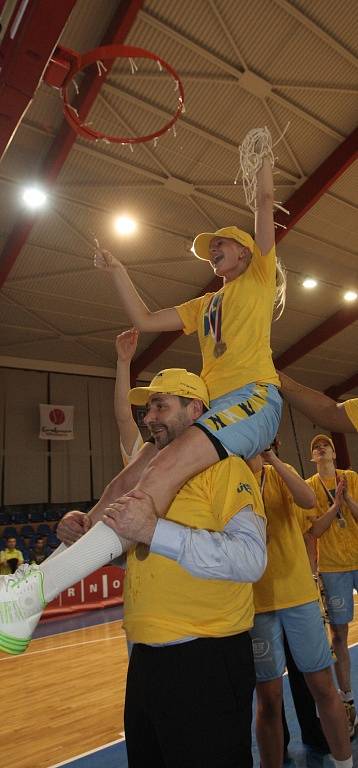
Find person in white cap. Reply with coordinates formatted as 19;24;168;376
0;369;268;768
302;434;358;740
279;372;358;433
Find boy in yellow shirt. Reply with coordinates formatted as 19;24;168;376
306;434;358;738
0;537;24;575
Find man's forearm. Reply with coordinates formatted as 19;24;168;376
150;507;267;583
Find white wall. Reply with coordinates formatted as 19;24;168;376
0;368;122;505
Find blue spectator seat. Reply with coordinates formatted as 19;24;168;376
48;533;60;549
28;510;44;523
0;511;11;525
20;525;36;538
0;538;5;551
11;510;29;524
2;526;17;538
36;523;52;536
44;509;60;521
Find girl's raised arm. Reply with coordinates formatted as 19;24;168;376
95;249;183;333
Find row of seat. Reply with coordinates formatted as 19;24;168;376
0;501;92;526
1;523;56;539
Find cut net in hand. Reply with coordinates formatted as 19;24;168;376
237;126;289;217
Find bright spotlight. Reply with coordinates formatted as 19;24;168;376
343;290;357;302
114;215;137;236
302;277;317;289
22;186;47;209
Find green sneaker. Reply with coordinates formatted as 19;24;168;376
0;565;46;655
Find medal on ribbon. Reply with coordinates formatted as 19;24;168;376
208;293;227;358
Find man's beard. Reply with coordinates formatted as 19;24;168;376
150;425;172;449
149;415;189;449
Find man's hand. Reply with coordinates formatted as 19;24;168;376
57;510;91;546
115;328;139;362
104;490;157;546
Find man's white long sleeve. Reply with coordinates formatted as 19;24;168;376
150;505;267;583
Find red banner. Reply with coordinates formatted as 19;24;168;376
43;566;125;616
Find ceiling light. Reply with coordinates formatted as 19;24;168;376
114;215;137;236
302;277;317;289
343;290;357;302
22;186;47;209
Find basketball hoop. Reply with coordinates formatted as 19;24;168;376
61;44;185;144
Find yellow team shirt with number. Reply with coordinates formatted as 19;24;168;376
124;457;265;644
253;464;317;613
175;244;280;400
305;470;358;573
344;399;358;431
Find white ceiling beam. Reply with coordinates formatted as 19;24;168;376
140;9;346;142
273;0;358;69
140;10;244;78
187;196;218;229
269;92;344;141
207;0;247;70
98;92;171;177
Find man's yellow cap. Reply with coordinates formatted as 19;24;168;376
129;368;210;408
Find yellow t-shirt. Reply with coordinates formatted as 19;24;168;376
253;464;317;613
0;548;24;575
124;456;265;644
175;244;280;399
344;399;358;431
305;470;358;572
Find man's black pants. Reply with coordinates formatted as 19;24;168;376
125;632;255;768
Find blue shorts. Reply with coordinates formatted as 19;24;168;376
320;570;358;625
196;383;282;459
250;601;333;682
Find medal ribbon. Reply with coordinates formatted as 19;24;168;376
208;293;223;345
319;472;345;524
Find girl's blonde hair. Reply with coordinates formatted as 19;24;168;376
274;259;286;321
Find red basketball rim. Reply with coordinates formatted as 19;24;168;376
61;44;185;144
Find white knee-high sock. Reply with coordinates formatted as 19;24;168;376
41;522;128;603
43;543;67;561
333;758;353;768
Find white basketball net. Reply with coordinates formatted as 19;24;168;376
237;126;289;217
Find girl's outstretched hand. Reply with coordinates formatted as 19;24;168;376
94;248;117;269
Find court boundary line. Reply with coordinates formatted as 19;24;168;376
0;633;125;661
1;637;356;663
35;616;123;641
47;736;125;768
